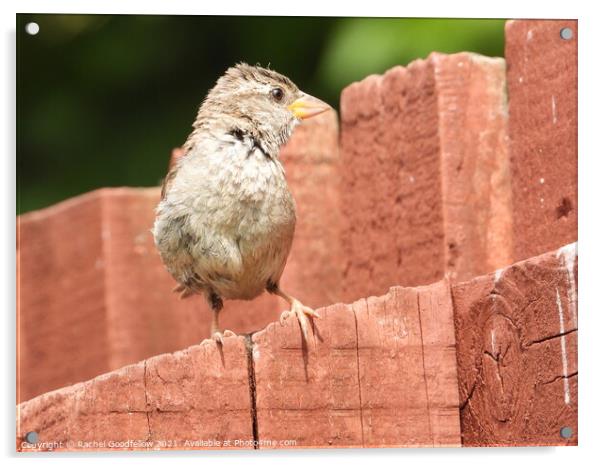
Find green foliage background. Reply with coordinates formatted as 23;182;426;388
17;15;505;214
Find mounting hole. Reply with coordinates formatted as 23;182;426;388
560;426;573;439
560;27;573;40
25;431;39;444
25;22;40;35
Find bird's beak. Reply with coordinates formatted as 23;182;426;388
288;93;331;120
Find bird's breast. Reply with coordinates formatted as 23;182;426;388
157;138;296;300
176;140;296;263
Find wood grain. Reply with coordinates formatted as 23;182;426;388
251;282;461;448
452;243;578;446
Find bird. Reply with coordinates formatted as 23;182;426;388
153;63;331;345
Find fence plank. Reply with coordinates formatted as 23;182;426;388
433;53;513;282
505;20;578;261
452;243;578;446
17;192;112;404
17;337;253;451
340;52;512;303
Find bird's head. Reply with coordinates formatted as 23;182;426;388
197;63;331;155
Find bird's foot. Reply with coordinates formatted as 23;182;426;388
172;284;194;299
279;299;320;343
211;329;236;345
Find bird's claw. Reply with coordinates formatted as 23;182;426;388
279;300;320;343
211;329;236;345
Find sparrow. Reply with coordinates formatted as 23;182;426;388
153;63;331;344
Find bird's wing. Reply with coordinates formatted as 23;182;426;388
160;146;190;200
160;168;177;200
154;210;205;292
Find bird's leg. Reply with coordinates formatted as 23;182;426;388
207;292;235;344
267;281;320;342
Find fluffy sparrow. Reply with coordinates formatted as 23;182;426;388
153;63;331;344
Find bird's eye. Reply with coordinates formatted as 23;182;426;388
271;87;284;102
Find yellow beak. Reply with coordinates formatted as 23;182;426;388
288;93;331;120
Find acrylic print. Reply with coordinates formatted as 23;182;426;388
16;15;577;451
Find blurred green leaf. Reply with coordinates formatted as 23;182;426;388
317;18;505;94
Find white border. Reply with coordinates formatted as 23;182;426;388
3;1;601;465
